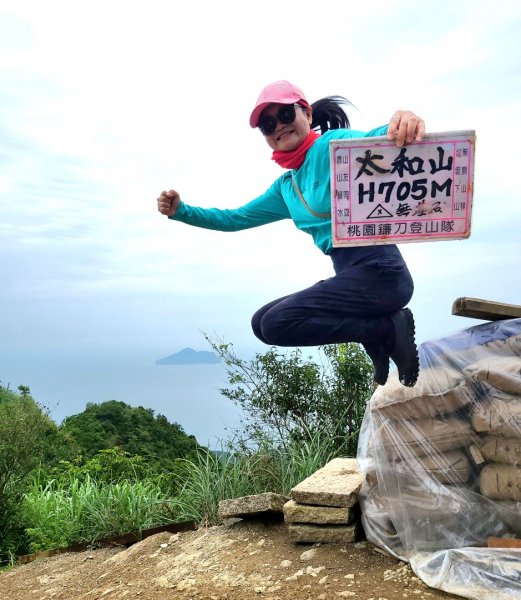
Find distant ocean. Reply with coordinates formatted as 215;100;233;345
0;347;244;449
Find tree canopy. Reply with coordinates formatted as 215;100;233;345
0;385;57;490
59;400;199;461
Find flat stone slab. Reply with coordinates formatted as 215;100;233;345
290;457;364;508
288;522;360;544
283;499;358;525
218;492;288;519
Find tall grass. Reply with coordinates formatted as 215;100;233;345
262;426;342;493
22;475;179;552
22;427;347;552
173;426;342;526
171;449;269;526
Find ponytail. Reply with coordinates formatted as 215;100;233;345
310;96;352;134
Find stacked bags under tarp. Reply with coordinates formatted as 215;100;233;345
358;318;521;600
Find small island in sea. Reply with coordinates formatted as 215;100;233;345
155;347;221;365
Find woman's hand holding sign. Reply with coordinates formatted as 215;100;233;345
387;110;425;147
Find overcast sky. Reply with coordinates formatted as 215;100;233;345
1;1;520;381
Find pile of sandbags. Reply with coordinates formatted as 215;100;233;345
374;365;477;486
360;319;521;557
467;355;521;504
356;319;521;599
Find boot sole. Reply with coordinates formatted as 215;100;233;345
390;308;419;387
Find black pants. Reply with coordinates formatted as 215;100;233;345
251;246;414;347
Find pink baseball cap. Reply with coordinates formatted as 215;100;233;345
249;80;309;128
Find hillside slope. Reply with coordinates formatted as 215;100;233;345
0;520;461;600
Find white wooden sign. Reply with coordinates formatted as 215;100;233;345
330;130;476;247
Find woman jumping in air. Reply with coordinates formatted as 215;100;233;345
157;80;425;387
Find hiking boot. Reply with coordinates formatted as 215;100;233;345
389;308;419;387
363;343;390;386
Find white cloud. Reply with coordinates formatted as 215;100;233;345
1;0;520;438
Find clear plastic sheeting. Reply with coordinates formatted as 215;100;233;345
358;318;521;600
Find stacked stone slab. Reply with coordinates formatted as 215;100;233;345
283;457;364;543
218;492;289;520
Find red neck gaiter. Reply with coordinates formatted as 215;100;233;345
271;130;320;170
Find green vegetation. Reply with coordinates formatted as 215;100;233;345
0;342;372;564
0;387;198;565
60;400;199;462
0;385;59;562
206;339;373;456
22;475;177;552
173;428;342;526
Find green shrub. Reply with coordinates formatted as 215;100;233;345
206;338;373;455
42;447;178;494
0;384;58;562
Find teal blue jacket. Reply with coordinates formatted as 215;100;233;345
171;127;388;255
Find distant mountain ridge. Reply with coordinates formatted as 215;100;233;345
155;347;220;365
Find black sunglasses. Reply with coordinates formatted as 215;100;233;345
258;104;302;136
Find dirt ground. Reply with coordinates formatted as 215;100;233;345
0;520;463;600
